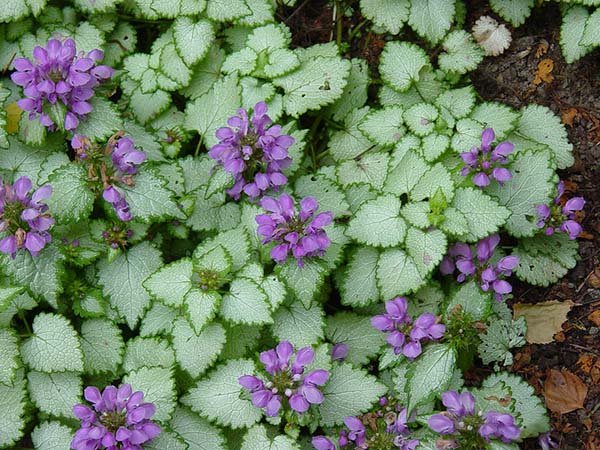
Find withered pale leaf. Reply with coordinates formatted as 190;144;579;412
513;300;573;344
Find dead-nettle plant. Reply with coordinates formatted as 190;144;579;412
0;1;583;449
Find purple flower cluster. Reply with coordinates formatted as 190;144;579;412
312;398;419;450
428;390;520;447
256;194;333;266
71;384;160;450
440;234;519;301
238;341;329;416
0;176;53;259
209;101;294;200
460;128;514;187
536;181;585;240
371;297;445;359
11;38;113;131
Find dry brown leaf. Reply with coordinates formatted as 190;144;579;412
535;39;549;57
543;369;587;414
588;309;600;326
513;300;574;344
592;359;600;384
588;269;600;289
533;58;554;85
577;355;594;374
562;107;579;127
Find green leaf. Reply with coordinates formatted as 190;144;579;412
220;323;261;360
104;22;138;67
451;117;484;153
328;107;375;162
513;232;578;286
121;167;182;221
0;85;11;149
184;74;241;148
377;248;425;299
384;149;429;197
193;228;250;272
478;316;526;368
184;358;262;429
581;7;600;46
97;242;163;329
0;368;26;448
123;366;176;422
123;337;175;372
170;406;227;450
346;194;406;247
438;30;483;74
21;312;83;372
0;292;37;328
470;103;519;139
1;0;47;22
380;41;430;92
358;106;405;147
405;228;447;278
32;421;74;450
45;163;95;223
278;259;328;308
483;372;550;438
445;280;492;321
318;363;387;427
339;247;380;307
80;318;124;375
489;0;535;26
328;58;369;122
140;302;177;337
359;0;410;34
241;425;300;450
420;133;450;162
128;85;171;124
272;300;325;348
206;0;249;21
486;150;555;238
273;56;351;117
336;151;390;190
408;0;455;44
435;86;476;121
144;258;193;307
134;0;207;19
405;343;457;410
449;188;510;242
404;103;438;137
0;136;59;188
0;328;19;386
172;318;226;378
219;277;271;325
326;312;385;366
76;97;123;141
512;104;574;169
173;17;214;66
27;371;81;418
1;245;64;308
184;288;220;333
294;173;349;218
561;6;591;64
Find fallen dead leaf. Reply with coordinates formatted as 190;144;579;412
535;39;549;57
534;58;554;85
543;369;588;414
577;355;594;374
5;102;22;134
588;309;600;326
513;300;574;344
588;269;600;289
562;107;579;127
592;359;600;384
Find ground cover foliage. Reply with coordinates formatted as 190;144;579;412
0;1;590;449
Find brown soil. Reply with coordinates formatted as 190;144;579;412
279;1;600;449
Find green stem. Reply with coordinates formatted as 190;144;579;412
194;136;203;157
335;1;343;47
348;19;368;41
18;310;31;335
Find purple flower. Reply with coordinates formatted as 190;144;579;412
460;128;514;187
371;297;445;359
209;101;294;200
441;235;518;301
428;414;456;434
478;411;521;443
331;343;348;362
11;38;113;131
256;194;333;266
0;176;53;259
239;341;329;417
536;182;585;240
311;436;336;450
539;432;558;450
344;416;367;447
441;391;475;417
112;138;146;175
71;383;160;450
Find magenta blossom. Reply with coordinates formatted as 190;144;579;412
0;176;53;259
209;101;294;200
440;234;519;301
11;38;113;131
536;181;585;240
256;193;333;266
239;341;329;417
371;297;445;359
460;128;514;187
71;383;160;450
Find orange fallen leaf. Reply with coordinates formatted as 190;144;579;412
535;39;549;57
533;58;554;85
588;269;600;288
588;309;600;326
562;107;579;127
577;355;594;374
513;300;573;344
543;368;587;414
